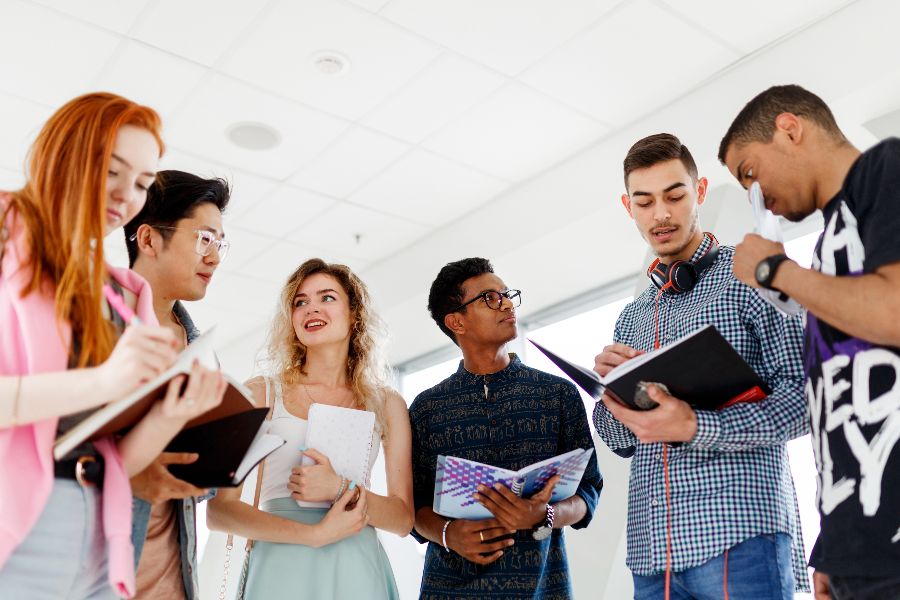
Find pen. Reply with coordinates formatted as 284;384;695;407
102;283;142;325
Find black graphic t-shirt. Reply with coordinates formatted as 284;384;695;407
806;137;900;578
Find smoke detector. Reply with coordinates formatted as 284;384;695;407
312;51;351;77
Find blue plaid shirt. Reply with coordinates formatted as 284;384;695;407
592;236;811;592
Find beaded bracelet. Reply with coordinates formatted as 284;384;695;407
441;519;453;553
333;476;347;504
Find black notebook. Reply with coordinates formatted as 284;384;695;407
165;408;285;487
530;325;770;411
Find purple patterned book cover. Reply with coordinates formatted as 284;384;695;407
433;448;593;520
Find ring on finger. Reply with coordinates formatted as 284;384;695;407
479;531;484;542
184;397;196;407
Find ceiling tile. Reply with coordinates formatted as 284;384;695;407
289;127;410;198
289;202;429;262
160;148;280;218
219;0;441;120
239;240;319;285
0;0;120;106
165;74;349;180
240;239;370;286
0;167;24;190
214;224;280;273
657;0;852;54
195;272;284;318
520;0;739;123
363;53;507;143
29;0;151;34
346;0;392;13
237;184;335;237
424;82;608;181
350;149;509;226
94;41;207;118
382;0;621;76
0;92;52;171
131;0;267;66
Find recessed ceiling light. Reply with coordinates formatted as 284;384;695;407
311;50;351;77
226;122;281;151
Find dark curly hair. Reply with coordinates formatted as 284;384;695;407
427;257;494;344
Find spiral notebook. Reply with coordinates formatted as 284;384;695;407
433;448;594;520
296;403;376;508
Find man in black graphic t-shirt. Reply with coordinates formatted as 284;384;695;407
720;85;900;600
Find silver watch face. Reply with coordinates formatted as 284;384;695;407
756;261;771;283
532;525;552;540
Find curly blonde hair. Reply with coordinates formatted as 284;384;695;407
264;258;389;436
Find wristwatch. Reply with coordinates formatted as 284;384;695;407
532;504;555;540
755;253;791;290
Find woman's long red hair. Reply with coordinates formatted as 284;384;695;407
10;92;164;367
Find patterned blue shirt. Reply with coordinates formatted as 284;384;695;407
592;236;811;592
410;355;603;599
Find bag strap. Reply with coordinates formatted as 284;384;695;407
225;376;275;553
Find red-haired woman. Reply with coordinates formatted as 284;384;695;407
0;93;226;599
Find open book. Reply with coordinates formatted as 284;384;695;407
54;328;252;460
530;325;770;411
296;403;377;508
433;448;594;520
165;408;285;487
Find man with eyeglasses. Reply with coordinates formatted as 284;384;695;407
409;257;603;599
123;169;230;600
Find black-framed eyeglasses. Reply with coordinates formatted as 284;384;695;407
450;289;522;313
129;225;230;261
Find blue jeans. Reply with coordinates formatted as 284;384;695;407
633;533;794;600
0;479;116;599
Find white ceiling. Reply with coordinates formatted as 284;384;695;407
1;0;897;368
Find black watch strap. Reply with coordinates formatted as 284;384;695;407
755;253;790;290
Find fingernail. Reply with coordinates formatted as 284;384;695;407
493;483;502;490
348;481;356;490
476;485;485;492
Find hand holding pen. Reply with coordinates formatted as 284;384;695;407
99;284;226;421
95;284;180;403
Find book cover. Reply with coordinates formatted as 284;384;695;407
165;407;285;487
297;403;376;508
433;448;593;520
530;325;770;412
53;328;222;459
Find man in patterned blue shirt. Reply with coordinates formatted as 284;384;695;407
409;258;603;599
592;134;810;599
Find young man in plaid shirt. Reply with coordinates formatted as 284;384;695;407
592;133;810;599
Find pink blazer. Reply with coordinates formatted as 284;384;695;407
0;193;157;598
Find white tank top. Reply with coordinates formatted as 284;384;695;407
258;377;381;506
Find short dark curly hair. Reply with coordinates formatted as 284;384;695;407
427;257;494;344
718;84;846;164
124;169;230;266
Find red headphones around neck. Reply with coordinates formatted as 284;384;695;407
647;232;720;294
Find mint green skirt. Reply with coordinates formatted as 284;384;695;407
243;498;399;600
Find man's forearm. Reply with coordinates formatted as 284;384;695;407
776;261;900;346
415;506;449;544
552;494;587;528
